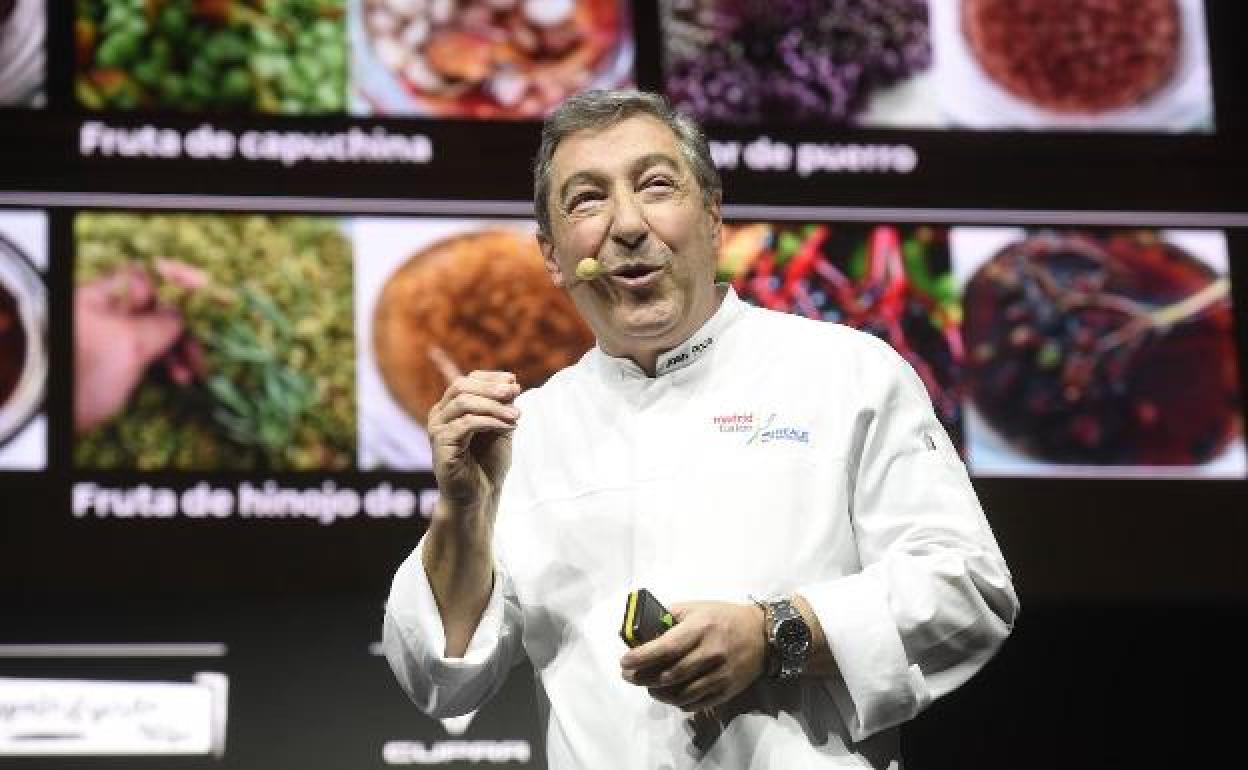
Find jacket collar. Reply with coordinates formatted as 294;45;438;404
589;285;748;382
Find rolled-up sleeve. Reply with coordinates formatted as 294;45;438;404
800;339;1019;742
382;538;526;718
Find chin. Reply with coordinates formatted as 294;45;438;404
611;301;683;340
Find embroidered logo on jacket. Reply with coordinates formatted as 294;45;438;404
712;413;754;433
747;413;811;445
712;413;812;445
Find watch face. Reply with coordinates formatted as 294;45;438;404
777;617;812;657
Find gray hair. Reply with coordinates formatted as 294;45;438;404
533;89;722;236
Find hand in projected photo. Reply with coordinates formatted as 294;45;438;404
74;259;209;434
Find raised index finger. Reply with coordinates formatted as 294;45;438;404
427;345;516;388
427;344;463;384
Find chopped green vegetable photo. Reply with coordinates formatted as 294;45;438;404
74;213;356;470
75;0;346;113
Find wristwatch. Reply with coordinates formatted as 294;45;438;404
758;597;812;681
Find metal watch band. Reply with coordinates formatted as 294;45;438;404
753;596;811;681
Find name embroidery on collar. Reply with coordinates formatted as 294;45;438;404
657;335;714;376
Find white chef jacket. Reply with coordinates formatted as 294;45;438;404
384;288;1018;769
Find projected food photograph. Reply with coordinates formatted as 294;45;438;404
354;218;592;470
74;213;355;471
0;210;47;470
349;0;634;118
931;0;1215;131
660;0;939;127
74;0;346;113
0;0;45;106
952;228;1243;478
718;221;964;446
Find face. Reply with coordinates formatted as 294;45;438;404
538;114;722;370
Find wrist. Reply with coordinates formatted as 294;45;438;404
426;500;494;562
749;601;768;679
752;595;813;681
432;495;495;533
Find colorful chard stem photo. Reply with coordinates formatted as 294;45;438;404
719;222;964;447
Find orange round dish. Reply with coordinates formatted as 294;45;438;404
373;228;594;424
962;0;1180;114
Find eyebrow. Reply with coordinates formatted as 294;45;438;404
557;153;684;205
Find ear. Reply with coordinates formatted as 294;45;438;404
538;231;566;288
708;192;723;251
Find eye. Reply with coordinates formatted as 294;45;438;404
639;174;680;201
566;191;604;213
642;174;676;191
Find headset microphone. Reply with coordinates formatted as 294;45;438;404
574;257;606;281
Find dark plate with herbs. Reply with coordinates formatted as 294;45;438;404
0;231;46;449
962;231;1239;466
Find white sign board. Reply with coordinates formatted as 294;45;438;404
0;674;227;756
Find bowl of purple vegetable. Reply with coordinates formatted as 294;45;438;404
660;0;932;124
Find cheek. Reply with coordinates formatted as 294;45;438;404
671;224;719;274
651;203;714;248
561;216;610;257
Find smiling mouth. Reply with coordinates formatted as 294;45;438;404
611;264;661;278
607;263;665;289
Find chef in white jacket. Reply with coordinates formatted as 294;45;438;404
383;89;1018;769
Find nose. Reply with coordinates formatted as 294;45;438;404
609;189;648;251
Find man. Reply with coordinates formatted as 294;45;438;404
383;89;1018;768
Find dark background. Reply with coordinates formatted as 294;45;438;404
2;1;1246;768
